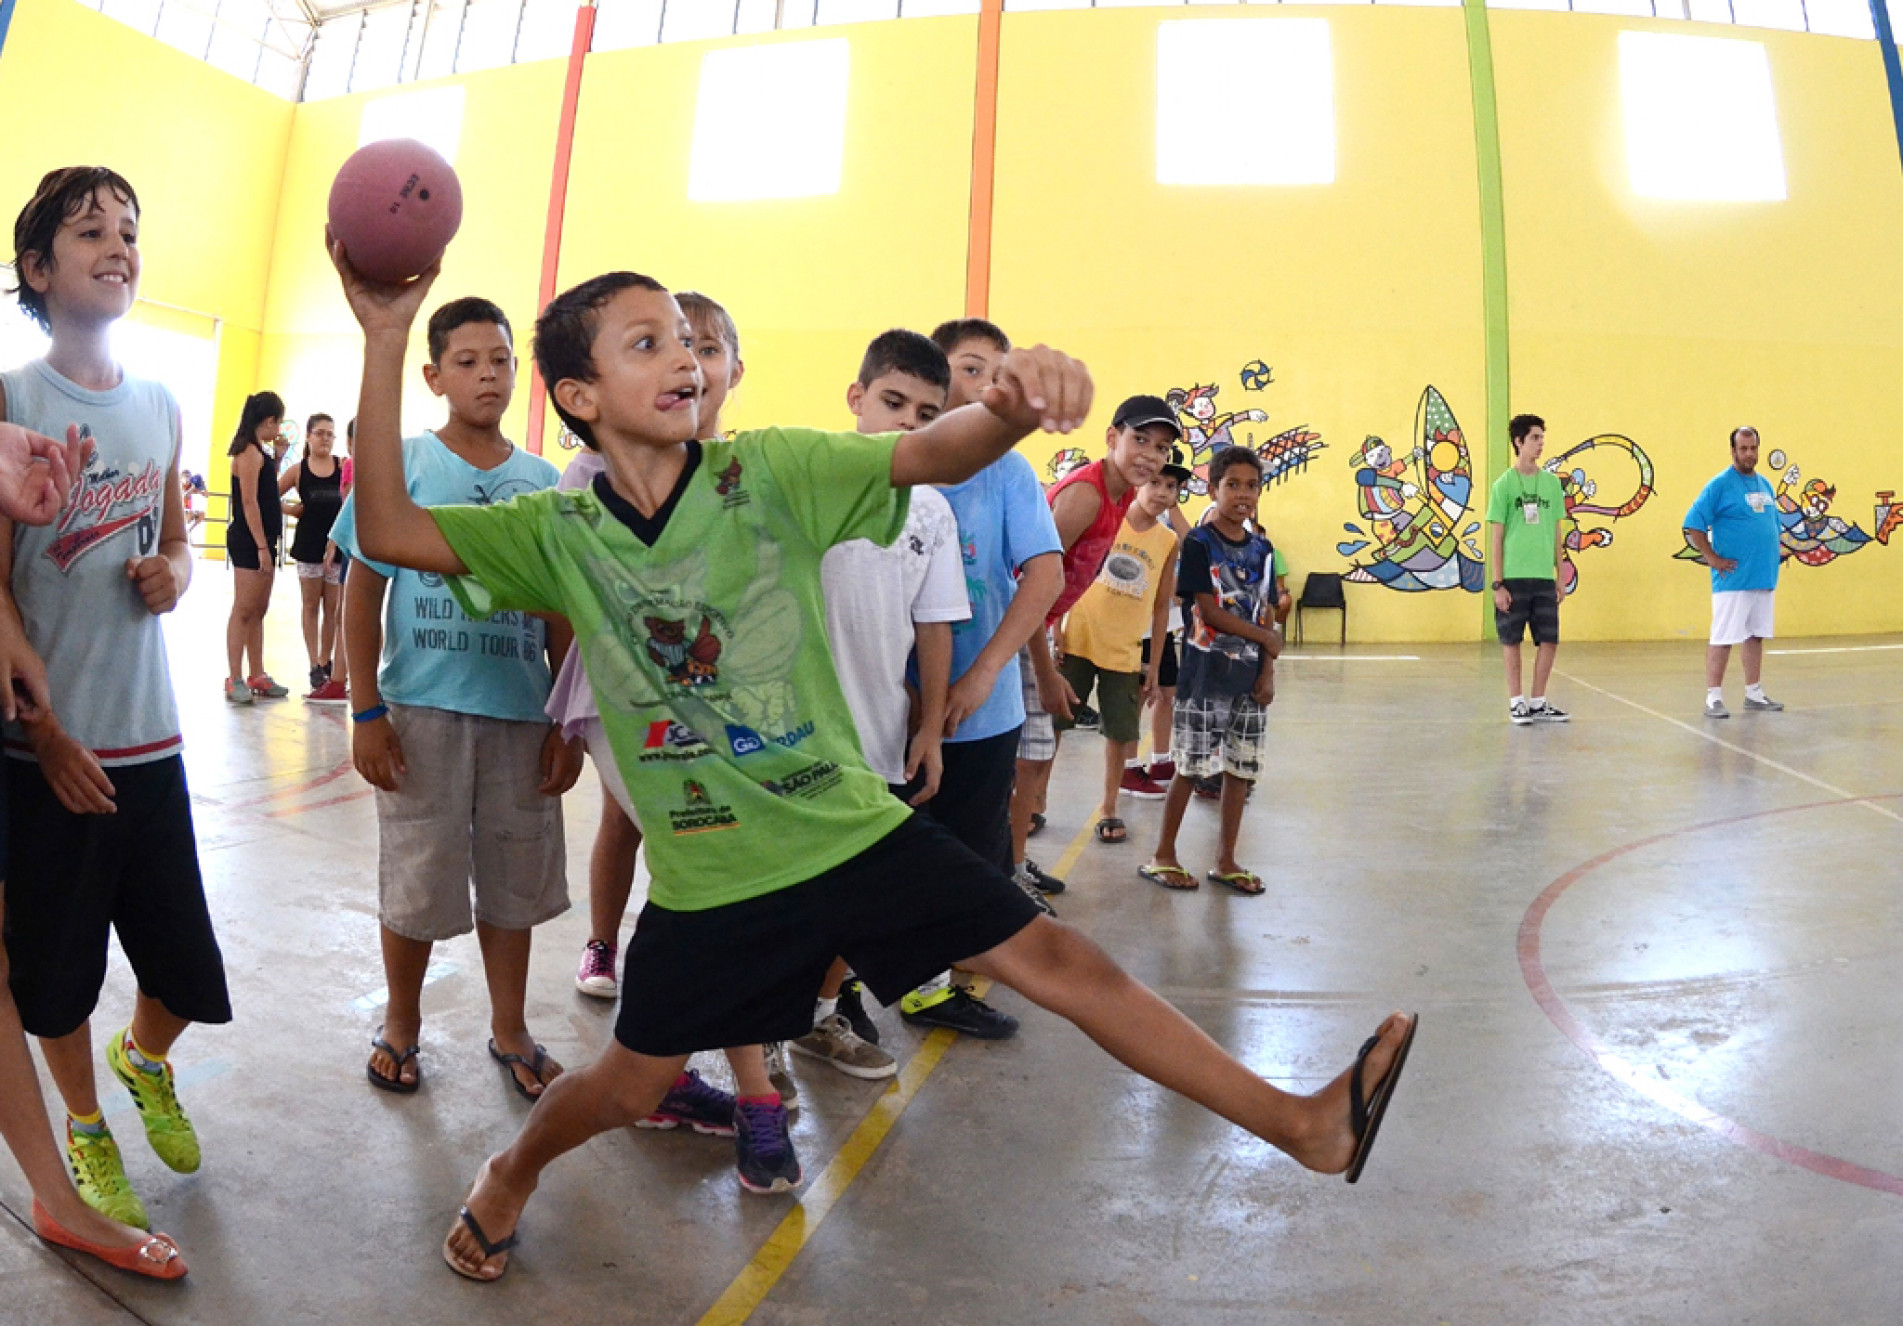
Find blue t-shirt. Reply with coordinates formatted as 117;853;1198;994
934;452;1062;743
332;432;561;722
1176;523;1274;701
1683;467;1780;593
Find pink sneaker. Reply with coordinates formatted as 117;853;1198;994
1119;767;1168;800
576;940;617;998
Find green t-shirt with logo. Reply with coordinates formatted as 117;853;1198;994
1485;467;1566;582
431;427;914;912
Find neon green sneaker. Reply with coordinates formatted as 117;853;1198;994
106;1028;201;1175
65;1121;150;1230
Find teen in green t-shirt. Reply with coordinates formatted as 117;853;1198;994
326;243;1418;1283
1485;414;1569;725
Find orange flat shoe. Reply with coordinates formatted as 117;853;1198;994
32;1200;188;1280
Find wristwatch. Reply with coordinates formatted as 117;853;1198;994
1491;580;1506;590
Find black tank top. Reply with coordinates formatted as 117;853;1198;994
290;456;344;562
228;445;282;550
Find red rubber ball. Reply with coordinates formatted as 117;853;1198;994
327;138;463;283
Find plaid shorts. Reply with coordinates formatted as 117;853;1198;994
1016;643;1057;762
1171;691;1266;782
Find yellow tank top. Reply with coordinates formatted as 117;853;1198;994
1059;514;1180;673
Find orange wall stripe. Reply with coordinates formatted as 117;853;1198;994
964;0;1004;318
527;1;596;455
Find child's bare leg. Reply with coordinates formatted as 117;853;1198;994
962;918;1411;1172
589;799;641;946
477;921;561;1095
320;580;343;670
722;1045;773;1098
1148;774;1195;871
1010;758;1054;863
0;903;149;1249
39;1023;99;1118
817;957;849;1001
127;994;188;1058
298;576;323;669
445;1045;689;1280
1100;738;1136;823
1148;687;1173;762
1216;773;1253;877
373;926;430;1086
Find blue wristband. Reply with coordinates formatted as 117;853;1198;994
352;704;389;724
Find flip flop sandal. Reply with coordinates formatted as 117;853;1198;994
1207;869;1265;896
1345;1013;1420;1185
1028;812;1047;837
1095;817;1128;844
444;1205;518;1282
488;1039;555;1101
367;1029;421;1094
1137;864;1198;891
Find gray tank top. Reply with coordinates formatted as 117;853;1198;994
2;359;183;765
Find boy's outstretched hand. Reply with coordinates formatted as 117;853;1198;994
0;422;91;526
327;229;441;336
981;346;1093;436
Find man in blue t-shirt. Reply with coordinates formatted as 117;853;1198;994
1683;426;1785;720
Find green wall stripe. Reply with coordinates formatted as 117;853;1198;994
1463;0;1510;634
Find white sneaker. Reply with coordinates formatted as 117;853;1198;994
1509;700;1534;726
791;1013;896;1080
763;1041;800;1114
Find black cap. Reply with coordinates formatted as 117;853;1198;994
1159;445;1193;486
1111;394;1183;439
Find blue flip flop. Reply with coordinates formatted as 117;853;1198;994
444;1205;518;1282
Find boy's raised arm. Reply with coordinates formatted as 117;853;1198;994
328;233;466;576
892;346;1092;489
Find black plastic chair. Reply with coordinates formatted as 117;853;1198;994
1293;572;1346;647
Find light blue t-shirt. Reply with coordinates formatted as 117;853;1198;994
934;451;1063;743
1683;466;1781;593
333;432;560;722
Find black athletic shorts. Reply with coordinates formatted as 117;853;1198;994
895;725;1020;874
1141;632;1179;689
614;811;1043;1056
1495;579;1560;647
3;756;232;1039
225;538;278;572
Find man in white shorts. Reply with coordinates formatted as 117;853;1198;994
1682;426;1785;720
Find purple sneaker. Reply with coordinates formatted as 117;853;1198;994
575;940;617;999
734;1097;803;1195
637;1069;736;1137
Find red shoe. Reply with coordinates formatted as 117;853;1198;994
32;1200;187;1281
305;678;350;705
1118;767;1168;800
1145;758;1177;783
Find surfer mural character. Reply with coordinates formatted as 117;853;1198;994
1338;386;1485;593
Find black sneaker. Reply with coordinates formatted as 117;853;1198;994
1192;775;1222;801
734;1097;803;1195
1074;703;1100;731
309;665;327;692
1530;700;1570;723
835;977;880;1047
1017;858;1065;895
901;987;1019;1039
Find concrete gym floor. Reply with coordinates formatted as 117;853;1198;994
1;567;1900;1326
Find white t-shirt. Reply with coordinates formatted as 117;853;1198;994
821;484;970;782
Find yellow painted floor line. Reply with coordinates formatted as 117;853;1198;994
698;819;1096;1324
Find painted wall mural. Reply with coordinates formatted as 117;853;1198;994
1337;386;1485;593
1673;448;1902;570
1165;367;1324;497
1547;434;1655;596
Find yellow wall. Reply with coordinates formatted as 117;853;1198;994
557;19;977;451
991;7;1486;643
0;0;293;533
1493;16;1903;641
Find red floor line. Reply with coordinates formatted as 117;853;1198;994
226;755;357;808
261;787;374;819
1518;792;1903;1198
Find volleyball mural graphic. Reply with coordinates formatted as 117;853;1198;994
1164;368;1324;497
1544;434;1656;596
1337;386;1485;593
1673;448;1901;569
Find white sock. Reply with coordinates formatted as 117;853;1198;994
815;997;838;1023
1746;682;1766;700
914;972;951;999
1530;694;1545;706
1708;687;1724;703
1510;694;1525;708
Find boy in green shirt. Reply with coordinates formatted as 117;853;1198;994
326;242;1417;1283
1486;414;1569;725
